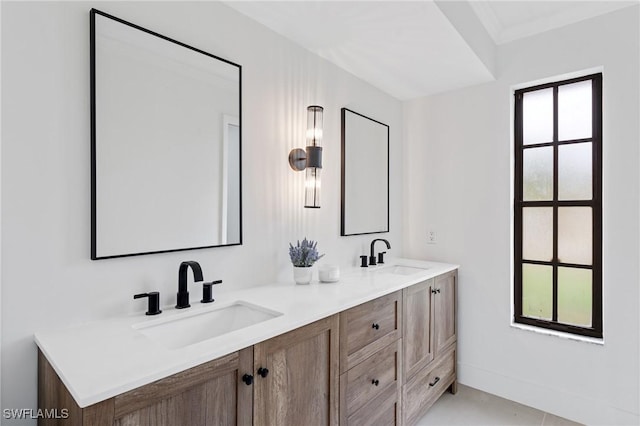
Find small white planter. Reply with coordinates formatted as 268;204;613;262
293;266;313;285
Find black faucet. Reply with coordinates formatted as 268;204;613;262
369;239;391;266
176;261;203;309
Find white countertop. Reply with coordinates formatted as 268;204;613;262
34;258;458;408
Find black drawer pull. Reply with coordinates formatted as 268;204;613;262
429;376;440;387
372;323;380;330
371;379;380;386
257;367;269;378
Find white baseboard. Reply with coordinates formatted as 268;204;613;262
458;362;639;425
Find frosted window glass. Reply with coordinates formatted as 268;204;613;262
522;264;552;320
523;207;553;261
523;88;553;145
558;267;592;327
558;207;592;265
559;143;592;201
523;147;553;201
559;81;592;141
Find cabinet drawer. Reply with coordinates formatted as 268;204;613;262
340;291;402;372
342;339;401;417
345;382;400;426
403;345;456;425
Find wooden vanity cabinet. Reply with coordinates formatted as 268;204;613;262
402;270;457;425
339;291;402;426
253;315;340;426
38;347;254;426
39;317;339;426
112;347;254;426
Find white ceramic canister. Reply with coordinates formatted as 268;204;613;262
318;264;340;283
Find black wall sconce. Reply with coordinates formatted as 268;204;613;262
288;105;323;208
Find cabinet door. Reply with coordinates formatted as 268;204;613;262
402;278;434;381
253;315;339;426
113;348;253;426
434;270;457;355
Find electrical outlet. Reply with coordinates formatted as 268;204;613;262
427;230;437;244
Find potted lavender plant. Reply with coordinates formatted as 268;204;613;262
289;238;324;284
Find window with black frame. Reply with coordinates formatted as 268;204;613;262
514;73;602;338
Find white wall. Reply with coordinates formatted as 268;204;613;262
1;2;403;421
0;0;3;410
404;7;639;425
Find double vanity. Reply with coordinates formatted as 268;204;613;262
36;259;458;425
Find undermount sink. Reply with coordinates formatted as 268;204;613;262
133;301;282;349
375;265;429;276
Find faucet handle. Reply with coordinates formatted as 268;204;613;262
377;251;386;264
360;255;368;268
201;280;222;303
134;292;162;316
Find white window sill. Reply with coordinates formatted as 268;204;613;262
510;322;604;345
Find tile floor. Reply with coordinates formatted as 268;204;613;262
417;385;582;426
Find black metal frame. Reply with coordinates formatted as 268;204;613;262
514;73;602;338
90;9;243;260
340;108;390;236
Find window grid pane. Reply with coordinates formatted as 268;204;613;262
558;207;592;265
522;264;553;320
558;142;592;201
523;146;553;201
558;267;593;327
558;80;592;141
522;207;553;262
523;88;554;145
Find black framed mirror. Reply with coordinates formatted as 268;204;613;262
341;108;389;236
91;9;242;259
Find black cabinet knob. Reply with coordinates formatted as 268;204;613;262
372;323;380;330
257;367;269;378
436;288;441;294
242;374;254;386
133;292;162;316
371;379;380;386
431;288;437;294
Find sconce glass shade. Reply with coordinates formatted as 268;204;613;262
306;106;323;147
305;167;321;208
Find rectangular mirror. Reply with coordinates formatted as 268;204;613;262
341;108;389;236
91;9;242;259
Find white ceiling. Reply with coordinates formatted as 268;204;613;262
470;1;638;45
225;1;638;100
226;1;495;100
